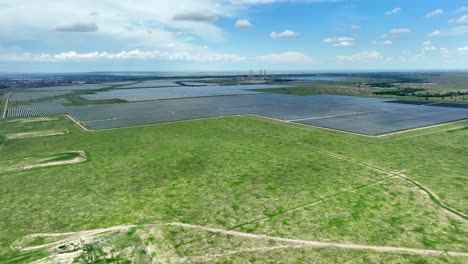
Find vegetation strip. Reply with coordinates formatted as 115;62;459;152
218;117;468;221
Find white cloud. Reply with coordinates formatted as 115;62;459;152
422;40;432;47
437;26;468;36
458;46;468;52
381;28;411;38
336;50;383;62
425;9;444;18
0;49;246;62
256;51;312;64
457;7;468;13
235;19;253;29
323;36;356;47
55;23;99;32
450;15;468;24
439;48;449;57
423;46;437;51
385;8;401;15
351;25;361;30
428;30;441;37
173;12;218;22
0;0;337;61
270;29;301;39
371;40;392;45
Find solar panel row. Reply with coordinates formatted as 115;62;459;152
7;93;468;135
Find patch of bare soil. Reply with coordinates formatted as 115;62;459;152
1;150;87;173
6;117;59;123
5;129;69;140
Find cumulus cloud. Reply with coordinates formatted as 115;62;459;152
432;26;468;37
270;29;301;39
458;46;468;52
235;19;253;29
423;46;437;51
256;51;312;64
381;28;411;38
450;15;468;24
422;40;433;47
0;49;246;62
428;30;441;37
457;7;468;13
383;40;392;45
446;26;468;35
323;36;356;47
173;12;218;22
55;23;98;32
351;25;361;30
425;9;444;18
336;50;382;62
385;8;401;15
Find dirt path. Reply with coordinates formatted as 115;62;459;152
218;117;468;221
1;91;12;119
15;223;468;258
66;114;90;131
168;222;468;257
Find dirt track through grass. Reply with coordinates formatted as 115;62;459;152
1;91;12;119
13;223;468;258
217;117;468;222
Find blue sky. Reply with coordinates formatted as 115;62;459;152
0;0;467;72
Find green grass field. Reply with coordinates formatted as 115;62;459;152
0;115;467;263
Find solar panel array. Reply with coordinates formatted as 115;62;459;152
7;98;70;118
25;82;136;91
6;92;468;135
80;84;288;101
118;80;181;88
9;91;73;101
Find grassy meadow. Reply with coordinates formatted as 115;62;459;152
0;115;467;263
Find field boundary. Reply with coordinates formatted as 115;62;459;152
66;114;90;131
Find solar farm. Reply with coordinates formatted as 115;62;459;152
5;79;468;135
1;76;467;263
